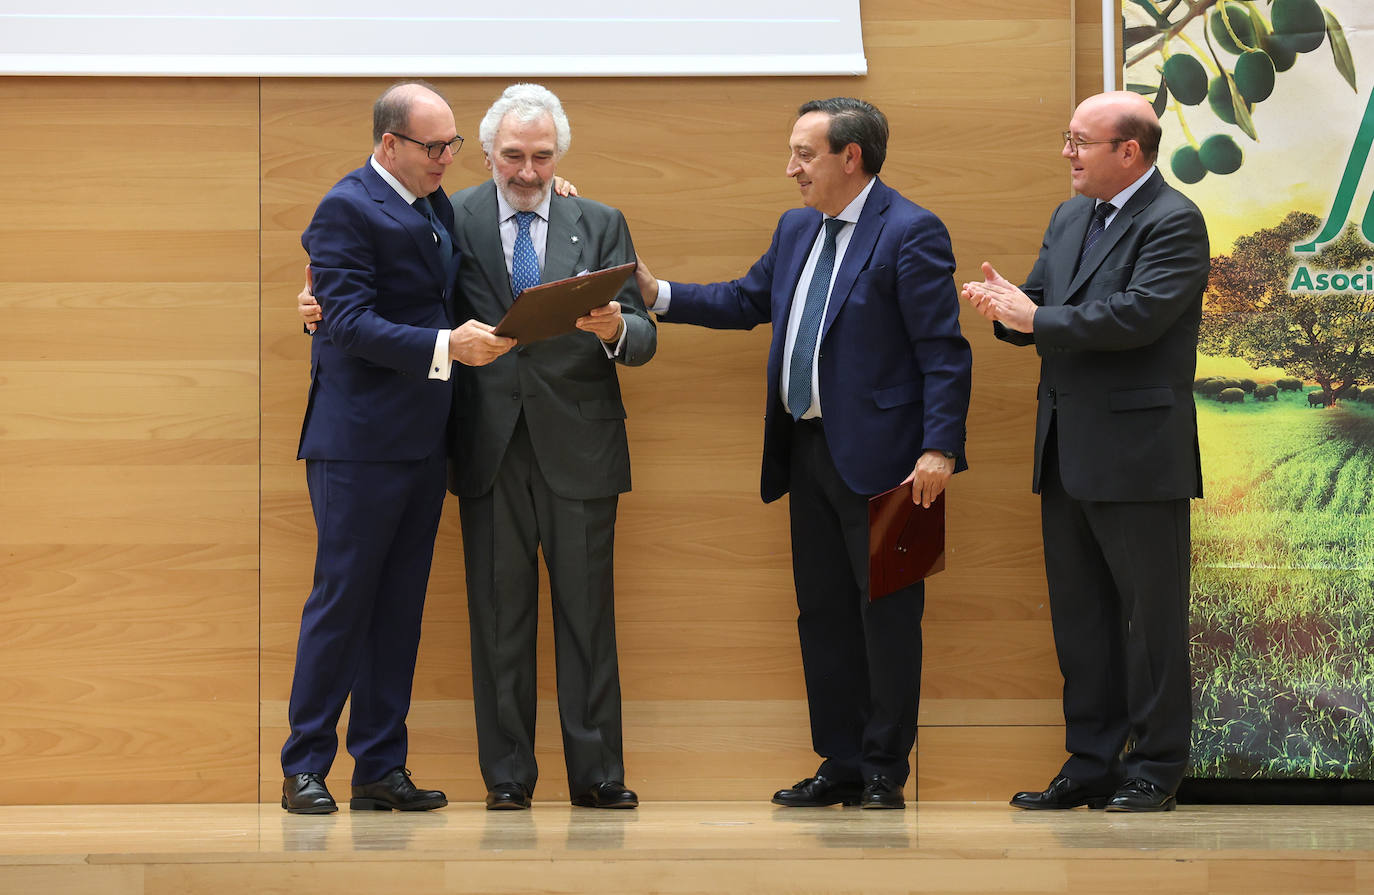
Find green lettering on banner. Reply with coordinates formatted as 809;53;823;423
1291;266;1314;289
1295;89;1374;253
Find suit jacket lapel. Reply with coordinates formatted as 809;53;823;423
544;194;585;281
1064;169;1165;299
779;213;822;323
461;182;516;308
821;179;886;339
361;163;446;284
1048;198;1094;305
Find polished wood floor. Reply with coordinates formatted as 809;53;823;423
2;800;1371;894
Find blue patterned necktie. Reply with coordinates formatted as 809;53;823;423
788;217;845;420
1080;202;1114;262
511;211;540;296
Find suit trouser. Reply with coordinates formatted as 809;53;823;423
282;449;447;784
1039;423;1193;792
459;414;625;793
789;418;925;786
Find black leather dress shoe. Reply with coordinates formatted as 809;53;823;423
282;772;337;814
485;782;532;810
1010;775;1114;810
859;774;905;809
771;775;863;807
1105;778;1177;812
570;781;638;809
349;767;447;811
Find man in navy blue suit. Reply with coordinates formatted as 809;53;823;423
635;98;972;809
281;81;515;814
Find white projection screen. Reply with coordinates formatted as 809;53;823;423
0;1;866;76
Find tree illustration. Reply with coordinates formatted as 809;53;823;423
1125;0;1357;183
1201;212;1374;402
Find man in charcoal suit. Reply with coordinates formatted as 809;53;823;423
446;84;655;811
963;90;1209;812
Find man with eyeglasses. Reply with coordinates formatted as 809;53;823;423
635;98;972;810
962;90;1210;813
300;83;653;811
282;80;515;814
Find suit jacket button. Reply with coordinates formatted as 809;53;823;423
511;392;520;401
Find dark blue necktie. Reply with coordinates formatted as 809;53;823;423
1080;202;1114;262
414;196;455;284
788;217;845;420
511;211;540;296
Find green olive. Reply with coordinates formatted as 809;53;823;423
1171;145;1207;184
1209;2;1256;54
1163;54;1209;105
1261;32;1298;72
1199;134;1244;175
1271;0;1326;54
1233;50;1276;102
1207;76;1244;125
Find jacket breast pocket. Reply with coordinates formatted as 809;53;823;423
1093;263;1132;295
1108;386;1175;411
853;263;895;299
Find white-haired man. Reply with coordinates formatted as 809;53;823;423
445;84;654;810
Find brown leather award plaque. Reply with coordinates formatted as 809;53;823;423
493;261;636;344
867;484;945;600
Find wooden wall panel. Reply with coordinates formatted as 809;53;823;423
0;78;260;803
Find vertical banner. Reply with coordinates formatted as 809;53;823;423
1125;0;1374;781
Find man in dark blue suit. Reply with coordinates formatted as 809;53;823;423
636;98;972;809
282;81;515;814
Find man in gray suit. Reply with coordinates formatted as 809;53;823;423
449;83;653;811
963;91;1209;813
301;83;654;811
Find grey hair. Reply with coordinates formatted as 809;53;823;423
478;83;572;156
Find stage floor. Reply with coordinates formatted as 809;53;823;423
2;800;1372;894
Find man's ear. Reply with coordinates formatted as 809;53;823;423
842;142;863;174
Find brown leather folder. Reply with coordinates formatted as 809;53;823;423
867;484;945;600
493;261;637;343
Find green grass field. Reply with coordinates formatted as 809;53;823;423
1191;386;1374;778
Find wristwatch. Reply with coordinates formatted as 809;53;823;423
939;450;957;460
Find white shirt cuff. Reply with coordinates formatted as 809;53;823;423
651;280;671;313
600;319;628;358
429;329;452;381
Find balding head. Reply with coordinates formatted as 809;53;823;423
1078;91;1162;163
373;81;449;146
371;80;458;198
1064;91;1161;199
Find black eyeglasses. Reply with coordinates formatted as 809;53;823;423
1061;131;1123;154
390;132;464;159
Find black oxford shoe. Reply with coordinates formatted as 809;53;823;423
1010;775;1115;810
1105;778;1177;812
570;781;638;809
282;772;337;814
771;775;863;807
860;774;905;809
349;767;447;811
485;781;532;810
